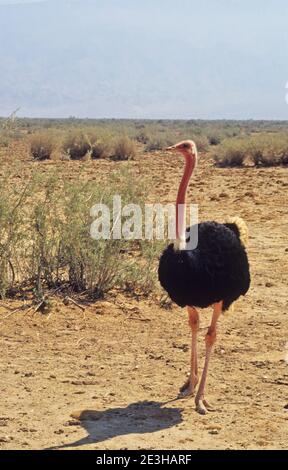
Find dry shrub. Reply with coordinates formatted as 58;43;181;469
214;133;288;168
193;135;209;152
91;140;110;159
112;136;136;160
136;131;150;144
248;134;288;167
30;133;56;160
89;132;111;159
213;139;247;167
208;133;222;146
145;135;173;152
0;132;10;148
63;130;91;160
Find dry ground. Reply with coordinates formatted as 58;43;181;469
0;141;287;449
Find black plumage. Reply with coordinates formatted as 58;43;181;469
158;221;250;311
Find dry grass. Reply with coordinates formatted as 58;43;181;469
111;135;137;160
213;133;288;167
248;133;288;167
30;132;57;160
213;138;247;167
63;129;91;160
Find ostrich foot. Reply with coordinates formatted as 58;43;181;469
195;398;215;415
178;376;198;398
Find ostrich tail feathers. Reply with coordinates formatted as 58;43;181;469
227;216;249;248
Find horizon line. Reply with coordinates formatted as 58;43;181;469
1;115;288;123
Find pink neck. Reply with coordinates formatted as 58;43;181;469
176;152;197;247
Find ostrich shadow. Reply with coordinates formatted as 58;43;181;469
49;400;183;449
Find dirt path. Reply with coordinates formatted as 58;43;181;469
0;146;287;449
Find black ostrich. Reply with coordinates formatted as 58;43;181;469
158;140;250;414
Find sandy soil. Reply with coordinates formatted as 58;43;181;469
0;142;287;449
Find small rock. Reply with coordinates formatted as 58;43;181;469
0;418;9;428
71;380;98;386
0;436;13;443
64;420;81;427
24;372;34;378
265;282;274;288
207;424;222;431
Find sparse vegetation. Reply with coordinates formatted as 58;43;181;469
90;132;111;159
145;136;172;152
208;133;223;146
213;139;247;167
30;132;56;160
1;118;288;302
248;133;288;167
0;165;162;300
194;135;209;152
63;129;91;160
112;135;137;160
214;133;288;167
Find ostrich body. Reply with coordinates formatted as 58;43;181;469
158;140;250;414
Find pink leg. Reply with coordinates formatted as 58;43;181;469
195;301;222;414
179;306;199;397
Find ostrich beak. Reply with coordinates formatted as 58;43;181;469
165;145;177;152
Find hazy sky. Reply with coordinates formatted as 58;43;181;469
0;0;288;119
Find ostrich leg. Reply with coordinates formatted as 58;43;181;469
195;301;222;414
179;306;199;397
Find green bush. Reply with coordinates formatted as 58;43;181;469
0;165;163;301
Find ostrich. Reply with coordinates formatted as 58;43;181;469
158;140;250;414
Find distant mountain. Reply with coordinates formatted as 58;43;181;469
0;0;288;119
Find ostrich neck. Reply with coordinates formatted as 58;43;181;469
176;154;197;250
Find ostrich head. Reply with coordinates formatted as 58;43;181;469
165;140;198;250
166;140;197;159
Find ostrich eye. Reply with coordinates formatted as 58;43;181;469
182;143;190;149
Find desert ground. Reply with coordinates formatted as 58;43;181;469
0;136;287;450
